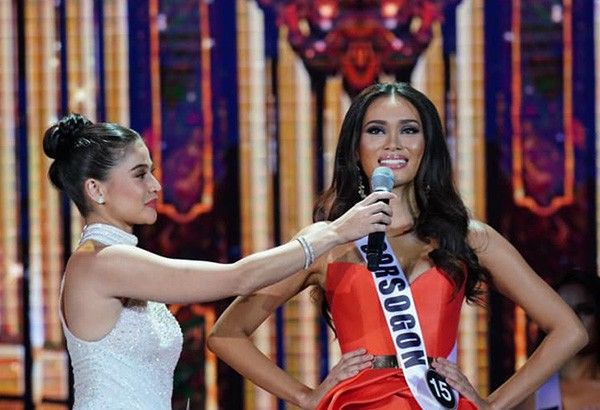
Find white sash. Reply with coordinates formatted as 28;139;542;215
355;236;458;409
535;373;562;410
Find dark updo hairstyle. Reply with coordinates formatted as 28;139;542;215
43;113;141;216
313;83;491;327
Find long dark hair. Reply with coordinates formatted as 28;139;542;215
313;83;490;324
43;113;141;216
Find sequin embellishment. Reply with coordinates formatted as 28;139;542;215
59;224;183;409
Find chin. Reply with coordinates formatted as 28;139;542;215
137;210;158;225
145;214;158;225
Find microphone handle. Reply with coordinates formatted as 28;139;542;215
366;195;389;271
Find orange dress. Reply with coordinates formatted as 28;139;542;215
317;262;477;410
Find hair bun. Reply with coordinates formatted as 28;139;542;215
43;113;92;160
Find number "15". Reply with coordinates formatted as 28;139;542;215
428;376;452;401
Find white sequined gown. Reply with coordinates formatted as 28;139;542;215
59;224;183;409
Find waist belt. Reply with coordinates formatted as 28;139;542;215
372;355;436;369
372;355;399;369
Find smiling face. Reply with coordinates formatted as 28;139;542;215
90;138;161;231
358;95;425;188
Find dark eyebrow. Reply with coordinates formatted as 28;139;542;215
129;163;152;172
399;119;420;125
364;120;386;126
364;119;420;127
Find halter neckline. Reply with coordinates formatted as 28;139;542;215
79;223;138;246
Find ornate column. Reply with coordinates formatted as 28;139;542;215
323;76;350;189
103;0;129;125
278;26;319;399
0;0;20;343
411;23;445;123
0;0;22;398
65;0;97;248
237;1;276;408
24;0;65;402
455;0;488;395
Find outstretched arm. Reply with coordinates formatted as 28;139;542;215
432;222;587;409
71;191;393;304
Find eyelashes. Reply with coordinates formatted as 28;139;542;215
136;167;157;179
366;126;385;135
402;127;420;134
364;126;421;135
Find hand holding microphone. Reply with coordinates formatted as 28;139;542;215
366;166;394;271
327;178;394;245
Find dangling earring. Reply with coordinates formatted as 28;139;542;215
357;176;366;199
356;164;367;199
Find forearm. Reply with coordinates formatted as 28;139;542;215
97;191;390;303
487;324;587;409
235;224;339;295
98;239;328;304
207;335;312;407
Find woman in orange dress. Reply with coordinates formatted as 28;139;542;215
208;83;587;409
316;261;473;409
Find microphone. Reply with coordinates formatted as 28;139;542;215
366;166;394;271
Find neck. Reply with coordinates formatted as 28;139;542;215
85;212;133;233
80;222;138;246
560;351;599;380
388;185;418;230
85;215;133;234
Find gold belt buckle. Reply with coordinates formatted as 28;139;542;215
371;355;399;369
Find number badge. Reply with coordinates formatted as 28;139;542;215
426;368;457;409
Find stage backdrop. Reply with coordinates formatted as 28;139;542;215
0;1;599;410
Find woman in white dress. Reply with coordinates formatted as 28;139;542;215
43;113;394;409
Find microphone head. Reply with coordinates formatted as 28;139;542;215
371;166;394;192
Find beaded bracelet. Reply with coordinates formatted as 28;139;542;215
296;235;315;270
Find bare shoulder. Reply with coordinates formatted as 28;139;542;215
74;240;161;267
466;219;493;252
467;219;520;262
465;219;548;297
65;241;158;290
64;241;104;281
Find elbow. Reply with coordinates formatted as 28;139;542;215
207;327;249;357
544;317;589;360
206;329;226;354
206;333;219;354
572;321;589;353
560;318;589;356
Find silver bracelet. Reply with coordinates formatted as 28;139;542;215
296;235;315;270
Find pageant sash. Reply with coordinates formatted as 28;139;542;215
535;373;562;410
355;236;458;409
